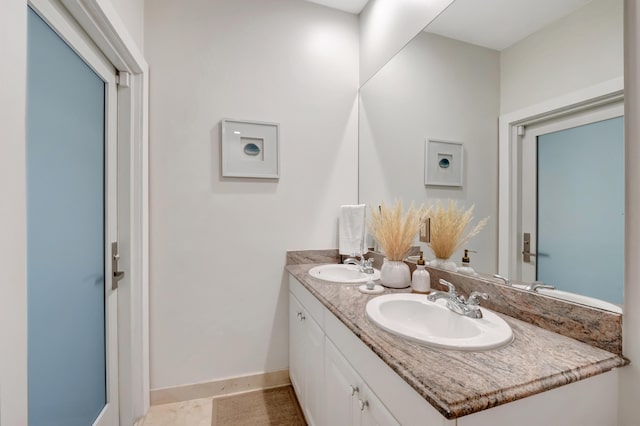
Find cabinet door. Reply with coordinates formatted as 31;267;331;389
325;338;361;426
289;294;304;399
358;383;400;426
303;309;325;426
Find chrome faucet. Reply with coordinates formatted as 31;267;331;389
343;254;374;274
427;279;489;319
493;274;511;286
524;281;555;292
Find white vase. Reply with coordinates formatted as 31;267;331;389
430;258;458;272
380;259;411;288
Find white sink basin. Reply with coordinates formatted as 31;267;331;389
308;264;381;283
512;284;622;314
366;294;513;351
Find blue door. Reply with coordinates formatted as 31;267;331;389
27;7;108;425
537;116;624;305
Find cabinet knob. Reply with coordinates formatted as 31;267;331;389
359;399;368;411
350;385;359;396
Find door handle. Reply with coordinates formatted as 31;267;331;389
522;233;551;262
522;233;535;263
359;399;368;411
111;242;125;290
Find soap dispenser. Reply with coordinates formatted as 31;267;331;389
411;252;431;293
458;249;478;276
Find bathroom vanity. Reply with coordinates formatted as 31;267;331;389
286;262;626;426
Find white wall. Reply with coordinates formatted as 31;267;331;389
359;32;500;273
500;0;623;114
109;0;144;51
0;0;144;424
359;0;453;86
620;1;640;424
144;0;359;390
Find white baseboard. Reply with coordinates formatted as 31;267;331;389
150;369;291;405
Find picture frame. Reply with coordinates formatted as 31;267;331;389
424;139;464;187
221;119;280;178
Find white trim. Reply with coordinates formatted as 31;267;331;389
58;1;150;424
61;0;144;74
498;77;624;277
149;370;292;405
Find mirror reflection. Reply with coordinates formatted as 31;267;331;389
358;0;624;311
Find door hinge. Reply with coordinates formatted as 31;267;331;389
517;125;526;136
116;71;131;88
111;241;125;290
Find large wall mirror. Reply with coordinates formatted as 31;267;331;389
359;0;624;312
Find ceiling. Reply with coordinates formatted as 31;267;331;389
303;0;370;14
426;0;594;51
302;0;595;50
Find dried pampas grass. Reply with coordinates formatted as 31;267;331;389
426;200;488;260
369;201;428;261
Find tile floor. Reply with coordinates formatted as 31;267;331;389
138;397;214;426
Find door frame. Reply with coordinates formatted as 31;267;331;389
498;77;624;279
4;0;149;424
518;102;624;283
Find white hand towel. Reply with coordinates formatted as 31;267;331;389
339;204;367;256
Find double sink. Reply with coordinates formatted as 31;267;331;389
308;264;513;351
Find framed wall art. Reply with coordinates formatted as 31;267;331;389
424;139;464;187
221;119;280;178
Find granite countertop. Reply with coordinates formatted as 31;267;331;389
286;263;627;419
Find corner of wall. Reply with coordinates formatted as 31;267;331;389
619;0;640;423
358;0;454;86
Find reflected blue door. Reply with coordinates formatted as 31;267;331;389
537;116;624;305
27;8;106;426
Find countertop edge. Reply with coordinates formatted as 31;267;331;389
286;264;628;419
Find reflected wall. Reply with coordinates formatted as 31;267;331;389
359;31;500;272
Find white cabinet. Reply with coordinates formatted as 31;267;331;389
291;280;399;426
325;338;399;426
324;336;359;425
359;382;401;426
289;295;304;397
290;275;450;426
289;293;324;426
289;275;618;426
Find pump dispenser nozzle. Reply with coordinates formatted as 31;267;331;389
462;249;476;264
459;249;478;276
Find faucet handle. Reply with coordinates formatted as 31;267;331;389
493;274;510;286
468;291;489;306
438;279;457;295
362;258;375;274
